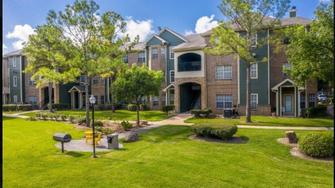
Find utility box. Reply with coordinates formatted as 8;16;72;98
107;134;119;149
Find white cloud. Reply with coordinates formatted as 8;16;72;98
195;15;219;34
121;18;154;42
6;24;36;50
184;30;195;36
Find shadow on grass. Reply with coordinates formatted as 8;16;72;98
190;135;249;144
65;151;85;157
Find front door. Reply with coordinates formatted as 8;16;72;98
283;95;293;116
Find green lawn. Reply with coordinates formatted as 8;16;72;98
186;115;334;127
24;109;168;121
3;117;333;188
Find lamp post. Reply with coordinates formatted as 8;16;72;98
89;95;97;158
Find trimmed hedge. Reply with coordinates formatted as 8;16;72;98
52;103;70;110
191;108;212;118
3;104;33;111
140;104;150;111
305;105;328;118
127;104;137;111
299;132;334;158
192;125;238;140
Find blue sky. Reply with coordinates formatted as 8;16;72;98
3;0;325;53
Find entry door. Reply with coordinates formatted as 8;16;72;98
284;95;292;113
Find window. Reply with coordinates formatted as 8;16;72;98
169;46;174;59
216;65;232;80
170;70;175;83
138;52;145;63
250;63;258;79
93;78;99;85
250;93;258;109
178;53;201;72
251;33;257;47
282;63;291;77
300;94;305;109
123;55;128;63
216;95;233;109
13;76;17;87
100;96;105;104
309;94;316;107
161;47;165;57
94;95;98;104
13;95;18;103
29;79;35;86
28;96;37;104
79;75;86;83
152;96;159;106
12;57;17;67
151;48;158;59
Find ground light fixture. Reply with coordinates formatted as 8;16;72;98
89;95;97;158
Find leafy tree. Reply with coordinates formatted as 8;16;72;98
113;65;163;126
24;24;79;112
282;2;334;88
205;0;290;123
46;0;131;126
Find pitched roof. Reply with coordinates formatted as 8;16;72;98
3;49;23;58
173;34;206;52
68;85;86;93
158;28;188;42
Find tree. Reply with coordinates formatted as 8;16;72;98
282;2;334;88
112;65;163;126
47;0;130;126
205;0;290;123
24;24;79;112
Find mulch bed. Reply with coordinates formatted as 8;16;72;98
189;135;248;144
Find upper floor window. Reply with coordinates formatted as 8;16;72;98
216;94;233;109
138;52;145;63
250;93;258;109
161;47;166;57
250;63;258;79
123;55;128;63
13;76;17;87
216;65;232;80
178;53;201;72
151;48;158;59
251;33;257;47
282;63;291;77
170;70;175;83
169;46;174;59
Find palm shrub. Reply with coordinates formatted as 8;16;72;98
299;132;334;158
121;120;132;131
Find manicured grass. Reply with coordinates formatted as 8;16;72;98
24;109;168;121
186;115;334;127
3;117;333;188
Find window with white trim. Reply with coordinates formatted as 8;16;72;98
151;48;158;59
152;96;159;106
161;47;165;57
170;70;175;83
216;65;232;80
13;76;17;87
169;46;174;59
138;52;145;63
250;93;258;109
282;63;291;77
251;33;257;47
250;63;258;79
216;95;233;109
13;95;18;103
28;96;37;104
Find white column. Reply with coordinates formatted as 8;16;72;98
79;92;83;109
279;87;282;116
298;90;301;117
294;87;297;117
71;92;75;109
276;90;279;116
165;89;169;106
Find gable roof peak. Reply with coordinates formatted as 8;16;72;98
158;27;188;42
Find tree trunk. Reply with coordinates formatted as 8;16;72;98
246;64;251;123
111;78;115;113
48;82;53;112
85;76;90;127
136;101;140;127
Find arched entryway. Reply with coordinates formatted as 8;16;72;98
179;82;201;112
68;86;85;109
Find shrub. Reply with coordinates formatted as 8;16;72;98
52;103;70;110
29;117;37;121
121;120;132;131
94;121;103;127
162;105;175;114
192;125;238;140
191;108;212;118
305;105;328;118
2;104;33;111
35;113;42;119
54;114;61;121
299;132;334;158
68;116;75;123
101;127;114;135
140;104;150;111
77;117;86;125
41;113;48;120
60;115;67;121
127;104;137;111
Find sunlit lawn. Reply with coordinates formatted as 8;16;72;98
24;109;169;121
3;117;333;188
185;115;334;127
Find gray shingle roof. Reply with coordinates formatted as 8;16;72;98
173;34;206;52
3;49;23;58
